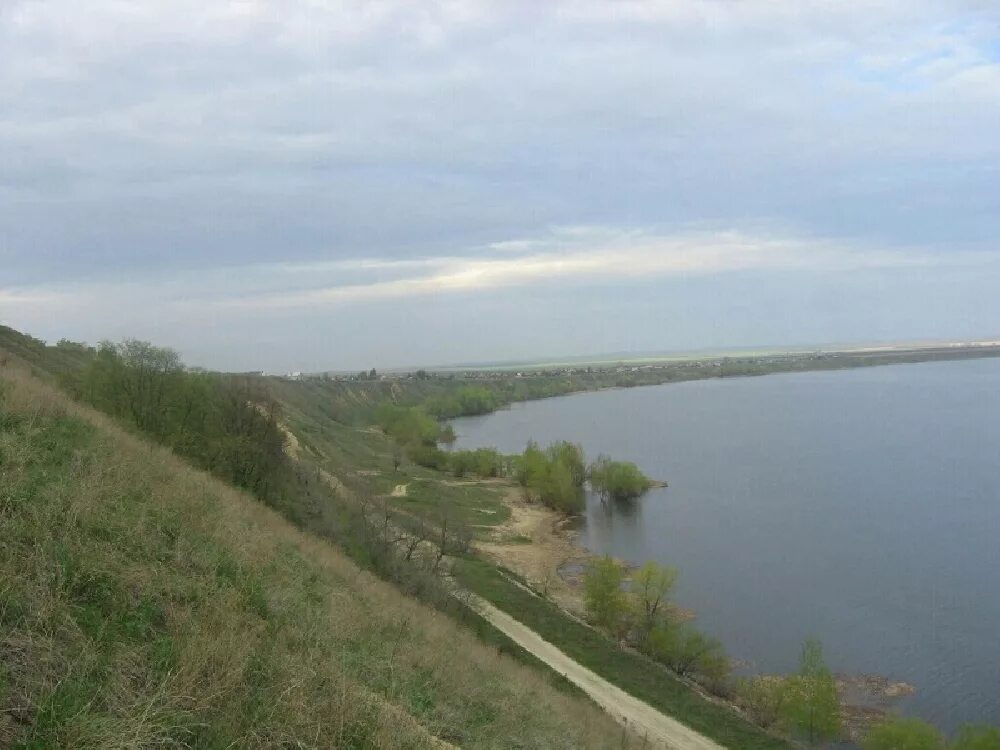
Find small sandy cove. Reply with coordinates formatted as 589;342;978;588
475;484;595;615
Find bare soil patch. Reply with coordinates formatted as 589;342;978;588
475;486;593;615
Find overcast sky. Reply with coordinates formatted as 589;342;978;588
2;1;998;371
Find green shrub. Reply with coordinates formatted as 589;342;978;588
407;443;449;470
582;556;626;632
374;404;441;446
735;676;787;729
589;455;653;502
781;640;841;746
647;624;728;683
514;441;586;513
425;386;502;419
449;448;504;478
65;340;290;508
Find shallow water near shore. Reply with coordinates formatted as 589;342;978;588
451;357;1000;733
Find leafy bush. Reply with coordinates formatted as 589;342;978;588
781;640;841;745
581;557;729;690
546;441;587;486
514;441;549;489
407;442;450;470
65;340;290;506
514;440;586;513
374;404;441;446
735;677;787;729
449;448;505;478
647;624;728;683
589;455;653;501
425;386;503;419
583;556;626;632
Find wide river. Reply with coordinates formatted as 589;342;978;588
450;357;1000;732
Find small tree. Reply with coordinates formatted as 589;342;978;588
630;561;678;636
546;441;587;486
516;441;549;492
589;455;653;502
736;676;787;729
863;718;944;750
540;459;584;513
402;515;430;561
781;639;841;746
648;623;728;682
583;555;626;633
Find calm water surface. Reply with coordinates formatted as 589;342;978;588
451;358;1000;732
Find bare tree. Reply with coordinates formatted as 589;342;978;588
432;512;451;572
403;515;430;561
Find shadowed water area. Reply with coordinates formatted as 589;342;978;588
451;358;1000;732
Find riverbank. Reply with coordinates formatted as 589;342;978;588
475;484;591;615
452;554;790;749
277;349;1000;738
471;477;919;744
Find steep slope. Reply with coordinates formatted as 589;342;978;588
0;325;93;376
0;363;627;748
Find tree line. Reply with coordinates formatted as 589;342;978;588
580;557;999;748
374;403;656;514
64;340;290;505
582;557;730;689
423;385;503;419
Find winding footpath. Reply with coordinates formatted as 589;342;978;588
466;592;725;750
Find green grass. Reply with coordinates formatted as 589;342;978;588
0;366;627;749
392;478;510;530
282;394;513;537
453;557;791;750
0;325;93;377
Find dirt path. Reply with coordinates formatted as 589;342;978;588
466;593;723;750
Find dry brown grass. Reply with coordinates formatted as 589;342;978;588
0;364;629;748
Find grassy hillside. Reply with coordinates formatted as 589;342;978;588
0;325;93;376
0;364;627;748
8;326;995;748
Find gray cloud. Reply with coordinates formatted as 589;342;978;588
1;0;998;368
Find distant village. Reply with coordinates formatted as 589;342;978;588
260;342;1000;383
271;353;838;382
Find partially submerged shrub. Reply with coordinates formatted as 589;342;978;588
588;455;653;502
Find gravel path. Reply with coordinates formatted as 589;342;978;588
467;593;725;750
